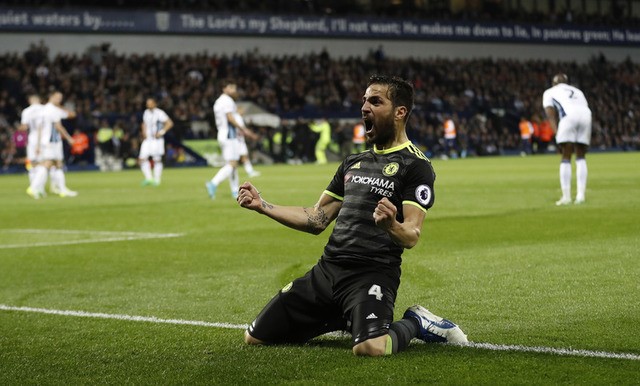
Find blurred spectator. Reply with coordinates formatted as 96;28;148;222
287;118;310;164
165;143;179;165
518;116;534;156
334;122;352;159
1;128;16;169
95;120;121;171
352;122;366;154
442;115;458;159
69;128;90;164
96;120;115;157
308;118;331;164
10;126;28;166
534;116;555;154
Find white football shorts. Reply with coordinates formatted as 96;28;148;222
27;140;41;162
556;109;592;145
40;142;63;161
219;138;240;162
139;138;165;159
237;137;249;157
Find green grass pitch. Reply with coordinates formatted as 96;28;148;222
1;152;639;384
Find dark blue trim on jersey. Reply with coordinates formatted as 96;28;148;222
49;123;60;143
552;98;567;119
227;123;237;139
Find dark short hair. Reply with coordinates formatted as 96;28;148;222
367;75;414;120
220;79;236;89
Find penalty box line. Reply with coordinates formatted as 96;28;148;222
0;229;184;249
1;304;639;362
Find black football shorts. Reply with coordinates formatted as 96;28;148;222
247;258;400;345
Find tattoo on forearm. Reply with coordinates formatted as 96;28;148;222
303;205;329;232
261;200;274;210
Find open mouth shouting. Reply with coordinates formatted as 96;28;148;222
363;117;374;135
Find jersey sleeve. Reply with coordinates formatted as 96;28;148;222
542;88;554;108
158;109;169;122
220;97;235;115
57;106;69;120
20;109;29;125
323;159;348;201
401;159;436;212
46;106;62;124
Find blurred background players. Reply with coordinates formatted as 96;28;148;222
233;109;260;178
139;97;173;186
543;73;592;205
206;80;257;200
27;91;77;198
45;91;78;197
20;94;43;191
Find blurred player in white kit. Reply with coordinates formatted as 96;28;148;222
139;97;173;186
543;73;592;205
206;80;257;200
26;91;77;198
21;93;44;195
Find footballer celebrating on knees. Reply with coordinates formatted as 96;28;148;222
237;75;468;356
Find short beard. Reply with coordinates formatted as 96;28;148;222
366;115;395;146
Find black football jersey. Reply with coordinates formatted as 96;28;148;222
322;141;435;267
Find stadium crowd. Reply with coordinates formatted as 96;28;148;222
1;41;639;169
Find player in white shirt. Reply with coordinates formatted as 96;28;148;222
205;80;257;200
20;94;45;196
542;73;592;205
139;97;173;186
46;92;78;197
26;91;77;198
233;110;260;178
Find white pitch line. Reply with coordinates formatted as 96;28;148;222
1;304;639;361
0;229;184;249
1;229;177;236
463;342;640;361
0;305;248;330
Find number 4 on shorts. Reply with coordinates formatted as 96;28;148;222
368;284;383;301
